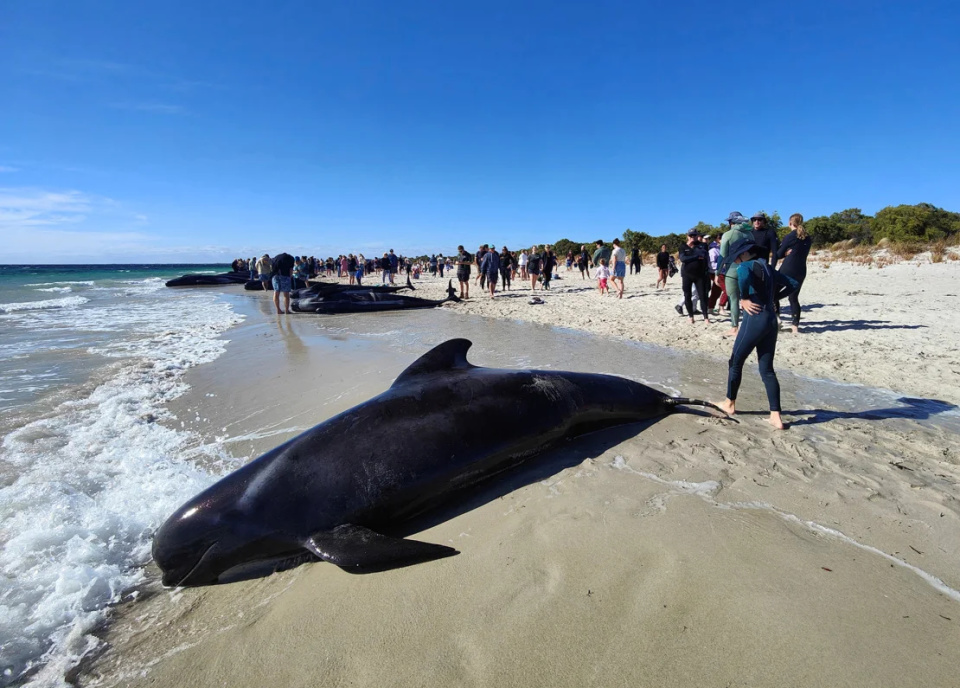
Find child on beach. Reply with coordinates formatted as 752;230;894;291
594;259;611;295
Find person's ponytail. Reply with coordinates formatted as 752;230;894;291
790;213;806;241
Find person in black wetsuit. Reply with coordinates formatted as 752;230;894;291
678;229;711;323
655;244;671;289
777;213;813;334
630;246;641;274
542;247;557;289
499;247;514;290
577;245;590;280
527;246;542;290
716;238;799;430
750;213;780;267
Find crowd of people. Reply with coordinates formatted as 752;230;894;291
229;211;812;429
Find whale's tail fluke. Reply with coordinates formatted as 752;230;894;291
665;397;734;419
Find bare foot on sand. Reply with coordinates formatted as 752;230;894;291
717;399;736;416
723;327;738;337
689;318;695;325
769;412;785;430
790;325;799;334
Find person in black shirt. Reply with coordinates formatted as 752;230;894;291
577;245;590;280
456;245;473;299
750;213;780;268
678;230;710;323
475;245;488;290
777;213;813;333
630;246;641;274
379;253;392;284
271;252;296;314
542;247;557;289
655;244;670;289
499;247;514;290
527;246;542;290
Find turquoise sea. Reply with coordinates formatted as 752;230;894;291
0;265;244;686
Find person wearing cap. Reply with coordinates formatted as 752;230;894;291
750;213;780;268
677;229;711;323
719;212;754;336
716;237;799;430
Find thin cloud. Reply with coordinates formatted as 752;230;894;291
0;166;18;173
0;189;93;227
109;102;186;115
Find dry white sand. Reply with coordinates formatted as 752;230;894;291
79;257;960;687
411;253;960;404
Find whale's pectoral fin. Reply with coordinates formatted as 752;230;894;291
304;524;458;571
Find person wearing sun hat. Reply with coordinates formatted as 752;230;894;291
718;212;754;335
715;237;799;430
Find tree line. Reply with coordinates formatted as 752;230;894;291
550;202;960;258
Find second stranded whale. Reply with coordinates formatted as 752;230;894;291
152;339;724;586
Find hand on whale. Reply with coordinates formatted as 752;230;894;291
152;339;724;586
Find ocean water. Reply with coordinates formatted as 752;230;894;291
0;265;245;686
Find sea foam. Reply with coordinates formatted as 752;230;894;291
0;283;243;686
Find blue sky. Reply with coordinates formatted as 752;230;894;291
1;0;958;263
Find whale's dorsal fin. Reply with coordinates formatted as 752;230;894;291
392;338;475;387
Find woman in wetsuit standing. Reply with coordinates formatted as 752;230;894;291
717;238;799;430
577;245;591;280
777;213;812;334
655;244;670;289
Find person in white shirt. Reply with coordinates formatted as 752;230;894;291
518;250;528;280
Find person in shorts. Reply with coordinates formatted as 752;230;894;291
256;254;273;291
456;245;473;299
610;238;627;298
271;252;295;314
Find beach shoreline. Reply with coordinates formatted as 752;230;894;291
394;254;960;404
74;260;960;688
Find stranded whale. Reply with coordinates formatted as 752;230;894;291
152;339;722;586
291;280;459;314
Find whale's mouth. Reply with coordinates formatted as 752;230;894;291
163;541;217;587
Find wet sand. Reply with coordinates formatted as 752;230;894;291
79;268;960;687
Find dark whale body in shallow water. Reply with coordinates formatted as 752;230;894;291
290;275;416;299
165;271;250;287
152;339;721;586
291;280;458;314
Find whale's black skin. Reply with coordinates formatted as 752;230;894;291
165;271;250;287
152;339;721;586
290;274;416;299
291;280;459;314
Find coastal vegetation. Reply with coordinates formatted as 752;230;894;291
552;203;960;257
